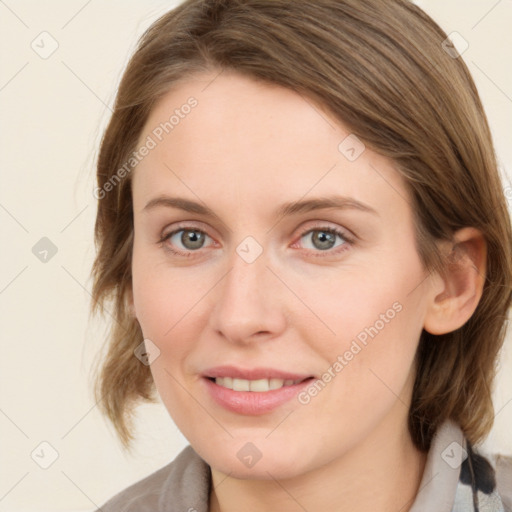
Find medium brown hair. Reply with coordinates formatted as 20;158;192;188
91;0;512;450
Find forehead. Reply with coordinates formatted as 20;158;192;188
132;71;410;220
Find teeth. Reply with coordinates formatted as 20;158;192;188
214;377;303;392
233;378;250;391
269;378;285;390
248;378;271;392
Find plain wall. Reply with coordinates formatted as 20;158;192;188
0;1;511;510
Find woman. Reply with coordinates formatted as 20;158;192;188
91;0;512;510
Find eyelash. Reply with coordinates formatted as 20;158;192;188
158;223;355;258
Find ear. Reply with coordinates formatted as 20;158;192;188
423;227;487;335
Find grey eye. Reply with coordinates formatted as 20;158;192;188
170;229;209;250
300;229;346;251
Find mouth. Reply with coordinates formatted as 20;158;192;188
201;366;316;414
206;376;313;392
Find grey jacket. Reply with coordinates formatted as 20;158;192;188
96;420;512;511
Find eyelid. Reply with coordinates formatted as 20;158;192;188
294;220;355;243
159;220;356;257
161;220;212;237
161;220;221;244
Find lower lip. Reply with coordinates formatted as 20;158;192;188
202;377;314;415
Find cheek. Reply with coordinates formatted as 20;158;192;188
131;253;216;396
131;265;196;410
301;258;426;403
301;305;422;450
297;264;420;354
131;244;205;339
131;274;170;339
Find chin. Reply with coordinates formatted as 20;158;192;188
213;456;307;481
192;437;316;481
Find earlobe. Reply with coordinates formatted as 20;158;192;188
423;227;487;335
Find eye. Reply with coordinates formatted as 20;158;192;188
296;226;353;255
158;223;354;258
159;226;215;256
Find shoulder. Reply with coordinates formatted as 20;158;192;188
455;442;512;512
95;445;211;512
409;420;512;512
491;453;512;511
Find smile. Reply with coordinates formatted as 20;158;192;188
213;377;305;392
202;368;316;414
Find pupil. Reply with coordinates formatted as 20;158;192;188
313;231;335;250
182;230;204;249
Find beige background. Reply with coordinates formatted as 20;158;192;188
0;1;511;510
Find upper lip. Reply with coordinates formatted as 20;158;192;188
202;365;313;381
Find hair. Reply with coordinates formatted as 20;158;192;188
91;0;512;451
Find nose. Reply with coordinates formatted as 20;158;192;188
208;242;287;345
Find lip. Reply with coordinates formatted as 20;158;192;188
202;365;313;381
201;366;315;415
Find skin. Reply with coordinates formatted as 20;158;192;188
130;70;486;512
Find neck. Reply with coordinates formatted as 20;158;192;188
209;413;427;512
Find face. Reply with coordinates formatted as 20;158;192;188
131;70;434;479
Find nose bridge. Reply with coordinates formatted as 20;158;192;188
222;240;269;317
210;237;284;342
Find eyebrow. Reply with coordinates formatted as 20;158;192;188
143;194;378;218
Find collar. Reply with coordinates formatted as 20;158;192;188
98;419;507;511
